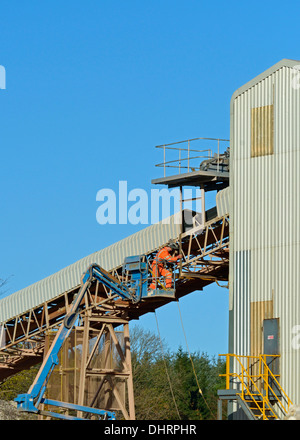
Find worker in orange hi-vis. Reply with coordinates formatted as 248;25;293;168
149;241;182;290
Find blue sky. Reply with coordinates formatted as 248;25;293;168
1;1;299;356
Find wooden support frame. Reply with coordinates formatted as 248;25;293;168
43;310;136;420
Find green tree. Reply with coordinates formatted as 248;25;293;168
0;365;40;401
0;325;226;420
130;326;226;420
130;325;177;419
170;347;226;420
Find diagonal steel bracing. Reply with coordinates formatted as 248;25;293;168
0;214;229;418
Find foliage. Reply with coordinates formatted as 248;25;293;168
131;325;226;420
0;365;40;401
0;326;226;420
130;326;175;419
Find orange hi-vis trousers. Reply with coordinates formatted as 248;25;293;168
149;264;172;289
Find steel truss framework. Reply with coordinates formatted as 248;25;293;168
40;313;135;420
180;214;229;283
0;214;229;419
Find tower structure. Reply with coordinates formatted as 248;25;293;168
227;59;300;418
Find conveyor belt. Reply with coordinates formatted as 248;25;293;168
0;214;229;381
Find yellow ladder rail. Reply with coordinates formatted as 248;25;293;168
234;356;277;420
219;353;293;420
259;355;293;416
219;355;274;419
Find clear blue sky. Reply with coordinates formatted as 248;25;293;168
1;1;299;357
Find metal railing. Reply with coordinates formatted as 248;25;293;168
219;353;293;419
155;137;229;177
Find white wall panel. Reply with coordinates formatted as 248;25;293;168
230;59;300;410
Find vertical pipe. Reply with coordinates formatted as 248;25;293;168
188;140;190;172
217;399;223;420
77;312;90;416
201;184;206;225
179;149;181;174
247;356;249;391
217;139;220;173
179;186;183;278
226;354;230;389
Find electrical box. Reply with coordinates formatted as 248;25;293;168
263;318;279;356
263;318;280;395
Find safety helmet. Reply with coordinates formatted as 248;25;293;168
168;240;179;251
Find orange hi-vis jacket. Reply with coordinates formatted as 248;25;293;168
149;246;180;289
152;247;179;267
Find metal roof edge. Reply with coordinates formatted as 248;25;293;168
7;211;182;293
229;58;300;167
230;59;300;110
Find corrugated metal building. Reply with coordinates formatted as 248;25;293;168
229;59;300;411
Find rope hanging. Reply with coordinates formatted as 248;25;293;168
154;311;181;420
176;300;216;420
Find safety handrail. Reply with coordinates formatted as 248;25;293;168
226;355;277;420
259;355;293;414
219;353;293;419
155;137;229;177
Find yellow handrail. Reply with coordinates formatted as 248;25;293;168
259;355;293;413
233;355;277;419
219;353;293;420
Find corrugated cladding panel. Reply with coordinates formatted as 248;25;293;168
233;250;251;356
216;186;230;217
230;60;300;408
0;212;182;324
